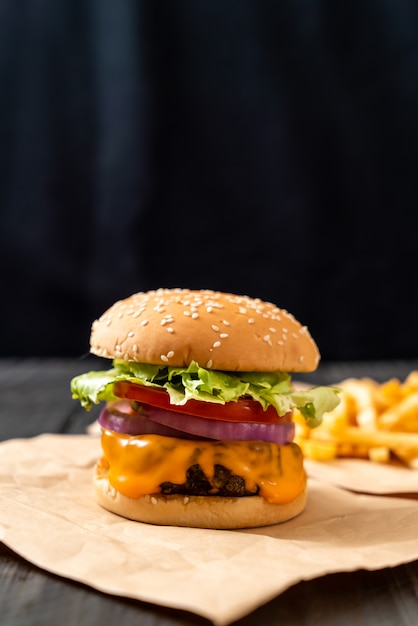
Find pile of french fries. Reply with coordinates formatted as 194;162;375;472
294;372;418;468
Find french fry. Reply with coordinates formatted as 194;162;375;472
338;379;379;429
377;378;404;410
332;426;418;451
294;371;418;468
299;438;337;462
368;447;391;464
403;371;418;394
378;392;418;432
321;393;351;432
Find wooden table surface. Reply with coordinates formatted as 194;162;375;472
1;358;418;626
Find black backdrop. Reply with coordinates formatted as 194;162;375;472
1;1;418;361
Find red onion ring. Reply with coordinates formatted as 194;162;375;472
98;405;198;439
99;401;295;444
142;404;295;444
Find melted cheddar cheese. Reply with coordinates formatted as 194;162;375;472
101;431;306;504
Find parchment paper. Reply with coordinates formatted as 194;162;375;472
1;434;418;626
305;457;418;495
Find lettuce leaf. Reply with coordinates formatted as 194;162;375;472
71;359;340;427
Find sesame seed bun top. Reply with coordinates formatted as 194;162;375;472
90;288;320;372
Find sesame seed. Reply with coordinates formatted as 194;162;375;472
269;327;276;333
160;354;168;362
183;496;190;504
248;318;255;324
282;327;288;333
192;312;199;319
206;306;213;313
127;331;135;337
166;327;174;333
132;344;138;352
239;307;247;314
299;355;305;362
292;332;299;339
167;350;174;358
141;320;149;326
263;335;273;346
213;341;221;348
222;320;230;326
161;316;175;325
220;333;229;339
211;324;220;332
206;360;213;368
105;319;112;326
277;340;284;346
184;310;191;316
151;497;157;505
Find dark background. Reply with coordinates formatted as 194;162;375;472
1;1;418;361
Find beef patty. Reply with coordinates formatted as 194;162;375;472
159;463;258;497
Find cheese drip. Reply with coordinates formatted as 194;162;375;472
101;431;306;504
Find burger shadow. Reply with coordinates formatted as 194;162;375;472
235;479;418;548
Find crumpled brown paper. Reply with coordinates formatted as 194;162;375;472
1;434;418;626
305;457;418;495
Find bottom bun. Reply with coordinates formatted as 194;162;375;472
94;459;307;529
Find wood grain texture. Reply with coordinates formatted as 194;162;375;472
1;358;418;626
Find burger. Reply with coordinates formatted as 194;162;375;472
71;288;339;529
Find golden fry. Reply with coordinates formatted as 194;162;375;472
378;392;418;433
377;378;404;409
403;371;418;394
299;439;337;462
295;371;418;468
368;447;391;464
338;378;379;429
333;426;418;451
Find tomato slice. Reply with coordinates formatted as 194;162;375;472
113;381;291;424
